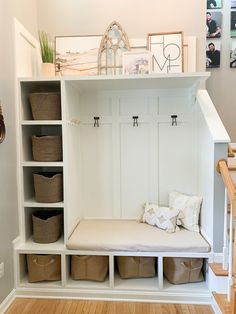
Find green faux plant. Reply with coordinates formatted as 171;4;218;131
39;31;54;63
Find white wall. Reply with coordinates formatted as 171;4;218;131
36;0;206;71
206;0;236;141
0;0;37;303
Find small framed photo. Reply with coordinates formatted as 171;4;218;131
122;51;151;75
232;0;236;8
230;40;236;68
206;11;222;38
207;0;222;9
231;11;236;37
147;32;183;74
55;35;102;76
206;41;221;68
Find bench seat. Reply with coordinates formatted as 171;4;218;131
67;219;210;253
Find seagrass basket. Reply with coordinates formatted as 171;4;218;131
27;254;61;283
29;92;61;120
33;172;63;203
117;256;156;279
32;135;62;161
71;255;109;282
32;210;63;243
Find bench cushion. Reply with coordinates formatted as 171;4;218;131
67;219;210;253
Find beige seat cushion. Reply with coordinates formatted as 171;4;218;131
67;219;210;253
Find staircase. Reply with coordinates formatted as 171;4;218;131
212;144;236;313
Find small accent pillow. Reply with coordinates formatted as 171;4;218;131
169;191;203;232
142;203;180;233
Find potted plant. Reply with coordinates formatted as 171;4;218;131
39;31;55;76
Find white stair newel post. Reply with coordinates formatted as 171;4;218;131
228;204;233;302
223;188;228;270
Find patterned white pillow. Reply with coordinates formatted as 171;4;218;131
142;203;180;233
169;191;203;232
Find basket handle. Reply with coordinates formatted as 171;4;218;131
180;262;202;271
33;257;55;267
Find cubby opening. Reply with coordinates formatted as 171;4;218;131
21;125;63;162
20;80;61;121
65;254;110;289
113;255;159;291
18;253;62;287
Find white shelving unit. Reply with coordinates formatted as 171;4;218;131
14;73;229;303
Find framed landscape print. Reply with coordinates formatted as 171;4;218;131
147;32;183;74
122;51;151;75
55;35;102;76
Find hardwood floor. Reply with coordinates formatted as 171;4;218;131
5;298;214;314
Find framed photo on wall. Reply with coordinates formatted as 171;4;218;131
207;0;222;9
230;40;236;67
122;51;151;75
147;32;183;74
206;41;221;68
206;11;222;38
231;0;236;8
231;11;236;37
55;35;102;76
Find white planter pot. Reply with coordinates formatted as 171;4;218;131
41;63;55;76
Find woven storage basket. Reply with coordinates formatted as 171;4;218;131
71;255;109;282
33;172;63;203
29;92;61;120
27;254;61;283
32;135;62;161
32;210;63;243
117;256;156;279
163;257;204;284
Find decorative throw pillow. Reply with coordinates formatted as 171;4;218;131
142;202;180;233
169;191;203;232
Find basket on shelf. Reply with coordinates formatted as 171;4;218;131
32;210;63;243
29;92;61;120
26;254;61;283
33;172;63;203
71;255;109;282
117;256;156;279
32;135;62;161
163;257;204;284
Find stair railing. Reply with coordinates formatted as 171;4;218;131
217;159;236;310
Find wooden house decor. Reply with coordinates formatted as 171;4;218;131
98;21;131;75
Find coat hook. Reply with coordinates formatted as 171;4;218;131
94;116;100;127
133;116;139;127
171;115;178;126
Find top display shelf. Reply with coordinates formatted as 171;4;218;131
19;72;210;91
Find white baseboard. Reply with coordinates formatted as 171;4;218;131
0;289;15;314
211;295;222;314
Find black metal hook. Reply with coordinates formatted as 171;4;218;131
94;116;100;127
133;116;139;127
171;115;178;126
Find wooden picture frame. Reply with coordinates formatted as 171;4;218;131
122;51;151;75
147;32;184;74
55;35;102;76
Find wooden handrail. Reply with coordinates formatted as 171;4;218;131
217;159;236;203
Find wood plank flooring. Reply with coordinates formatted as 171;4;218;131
5;298;214;314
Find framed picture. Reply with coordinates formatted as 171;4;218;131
232;0;236;8
55;35;102;76
231;11;236;37
230;40;236;68
206;40;221;68
122;51;151;75
207;0;222;9
147;32;183;74
206;11;222;38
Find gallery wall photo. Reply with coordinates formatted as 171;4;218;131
231;11;236;37
206;11;222;38
207;0;222;9
206;40;221;68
